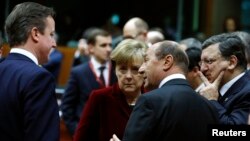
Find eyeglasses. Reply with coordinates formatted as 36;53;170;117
198;59;217;67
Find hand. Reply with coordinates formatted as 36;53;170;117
110;134;121;141
198;71;224;100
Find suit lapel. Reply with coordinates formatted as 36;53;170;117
219;72;249;104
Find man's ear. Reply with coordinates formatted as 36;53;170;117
192;66;200;76
163;55;173;71
31;27;39;42
88;43;94;54
227;55;238;70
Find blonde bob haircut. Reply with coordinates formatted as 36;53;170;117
111;39;148;65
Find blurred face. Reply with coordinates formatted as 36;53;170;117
226;18;236;32
116;60;144;95
123;24;145;42
90;35;112;64
139;46;163;90
37;16;57;64
200;44;229;83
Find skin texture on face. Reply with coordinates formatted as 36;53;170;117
200;44;229;83
89;35;112;64
139;46;163;90
116;60;144;96
35;16;57;64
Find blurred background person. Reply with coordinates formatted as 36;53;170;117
0;36;4;62
179;37;202;51
42;33;63;81
73;38;89;66
230;31;250;69
147;28;165;45
123;17;149;42
61;28;117;136
185;47;204;92
112;17;149;49
73;39;147;141
223;16;241;33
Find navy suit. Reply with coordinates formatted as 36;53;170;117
61;61;117;135
122;79;218;141
0;53;60;141
210;71;250;124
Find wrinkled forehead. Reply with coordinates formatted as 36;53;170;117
201;43;221;59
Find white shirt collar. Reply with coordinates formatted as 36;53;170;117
195;83;205;93
220;72;245;96
90;56;109;70
90;56;110;86
10;48;38;65
159;73;186;88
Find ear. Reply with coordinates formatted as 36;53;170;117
227;55;238;70
163;55;173;71
192;66;200;76
30;27;39;42
88;43;94;54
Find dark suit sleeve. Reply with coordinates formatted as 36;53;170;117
73;91;100;141
23;71;59;141
61;70;80;135
123;95;155;141
210;97;250;124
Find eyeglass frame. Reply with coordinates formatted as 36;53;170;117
198;55;227;67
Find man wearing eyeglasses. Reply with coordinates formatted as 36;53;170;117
198;33;250;125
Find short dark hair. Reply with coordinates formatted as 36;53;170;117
155;41;189;73
230;31;250;64
185;47;201;71
5;2;55;47
86;28;110;45
202;33;247;69
179;37;202;49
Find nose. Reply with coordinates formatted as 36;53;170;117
52;38;57;48
138;63;145;75
125;70;133;78
200;63;208;72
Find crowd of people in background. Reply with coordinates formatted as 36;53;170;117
0;2;250;141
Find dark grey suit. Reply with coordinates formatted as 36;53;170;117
123;79;218;141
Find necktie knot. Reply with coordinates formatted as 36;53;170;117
99;66;105;72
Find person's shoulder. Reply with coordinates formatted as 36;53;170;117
72;62;89;71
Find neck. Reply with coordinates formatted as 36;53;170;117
125;91;141;105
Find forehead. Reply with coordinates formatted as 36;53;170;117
95;35;111;43
46;16;55;31
201;43;221;58
146;46;156;57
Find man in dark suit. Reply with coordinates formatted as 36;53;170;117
111;41;218;141
61;28;117;136
0;2;59;141
198;33;250;125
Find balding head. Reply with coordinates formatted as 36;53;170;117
123;17;148;42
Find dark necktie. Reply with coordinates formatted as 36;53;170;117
99;66;106;86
